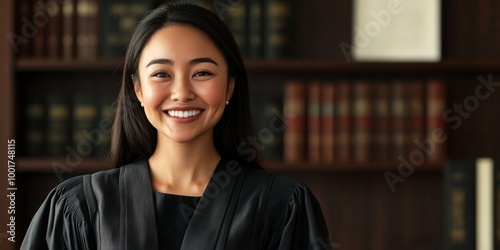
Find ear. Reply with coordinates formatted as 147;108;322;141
226;77;235;101
132;75;143;104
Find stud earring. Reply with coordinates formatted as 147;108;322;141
225;101;229;105
140;103;144;107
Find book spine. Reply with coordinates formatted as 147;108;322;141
46;94;71;156
247;0;262;58
320;82;335;164
426;79;447;163
336;80;351;163
23;95;46;156
32;2;47;58
225;1;247;56
372;81;390;160
76;0;98;60
15;0;32;58
476;158;494;250
46;1;62;59
283;80;306;163
94;93;115;157
352;80;372;163
263;0;293;58
406;80;425;157
62;0;76;60
99;0;153;59
390;80;407;159
307;81;321;163
72;94;98;157
444;160;477;249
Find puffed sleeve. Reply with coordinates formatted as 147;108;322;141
20;176;95;250
265;176;333;250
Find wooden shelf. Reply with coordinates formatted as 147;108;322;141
17;157;113;173
17;157;443;173
15;58;500;74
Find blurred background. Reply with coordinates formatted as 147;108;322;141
1;0;500;249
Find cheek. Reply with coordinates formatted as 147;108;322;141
142;85;167;106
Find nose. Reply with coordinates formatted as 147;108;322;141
170;75;195;103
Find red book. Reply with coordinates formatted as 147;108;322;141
372;81;390;160
352;80;372;163
336;80;351;163
283;80;306;163
406;80;425;155
426;79;447;163
321;82;335;164
307;81;321;163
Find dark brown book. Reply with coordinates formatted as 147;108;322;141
352;80;372;163
307;81;321;163
406;80;425;158
46;0;63;58
372;81;390;160
320;82;335;164
426;79;447;163
283;80;306;163
262;0;294;58
76;0;98;60
390;80;407;159
336;80;351;163
62;0;77;59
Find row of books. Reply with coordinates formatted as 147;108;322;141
22;92;115;157
13;0;294;60
444;158;500;249
281;79;447;164
14;0;154;59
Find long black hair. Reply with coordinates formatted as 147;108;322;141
110;3;261;169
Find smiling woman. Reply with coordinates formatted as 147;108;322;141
20;3;332;250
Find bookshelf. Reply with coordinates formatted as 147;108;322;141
3;0;500;249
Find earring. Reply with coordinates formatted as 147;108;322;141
140;103;144;107
225;101;229;105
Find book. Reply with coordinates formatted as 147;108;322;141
444;159;477;250
14;0;32;58
352;80;372;162
246;0;262;58
23;95;46;156
320;82;335;164
406;80;425;157
426;79;447;163
283;80;306;162
307;81;321;163
352;0;441;61
62;0;77;59
336;80;351;163
46;0;62;58
76;0;98;60
46;93;71;156
262;0;294;58
250;93;283;160
94;93;115;157
390;80;407;158
32;2;48;58
224;1;247;56
99;0;154;59
72;94;98;157
444;158;496;250
372;80;390;160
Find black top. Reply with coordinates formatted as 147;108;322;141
153;192;200;250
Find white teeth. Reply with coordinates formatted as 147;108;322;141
167;110;201;118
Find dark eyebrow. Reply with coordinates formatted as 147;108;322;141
146;59;173;67
189;57;218;66
146;57;218;68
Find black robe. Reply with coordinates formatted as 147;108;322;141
21;159;332;250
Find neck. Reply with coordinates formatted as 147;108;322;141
148;132;220;196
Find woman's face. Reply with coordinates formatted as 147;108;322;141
134;25;234;144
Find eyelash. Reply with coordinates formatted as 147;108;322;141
150;70;213;79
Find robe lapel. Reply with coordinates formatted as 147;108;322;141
119;160;159;250
181;159;249;250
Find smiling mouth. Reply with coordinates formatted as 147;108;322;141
166;110;202;118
